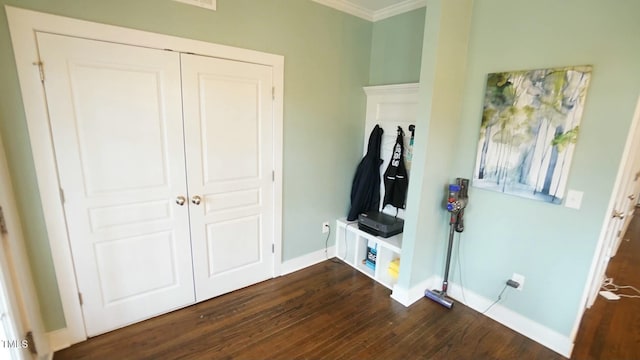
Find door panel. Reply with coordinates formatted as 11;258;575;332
94;231;178;303
200;75;260;182
70;65;169;194
37;32;194;336
181;54;274;301
206;216;261;275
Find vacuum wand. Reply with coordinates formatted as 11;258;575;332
425;178;469;309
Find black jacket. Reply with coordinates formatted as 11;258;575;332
347;125;384;221
383;127;408;210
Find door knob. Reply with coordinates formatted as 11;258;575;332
612;210;625;219
176;196;186;206
191;195;202;205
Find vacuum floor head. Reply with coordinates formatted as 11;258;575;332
425;289;454;309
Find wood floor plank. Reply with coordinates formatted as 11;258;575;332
56;259;565;360
571;213;640;360
54;216;640;360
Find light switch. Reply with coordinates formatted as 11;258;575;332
565;189;584;209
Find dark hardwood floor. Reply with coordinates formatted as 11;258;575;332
571;213;640;360
54;215;640;359
55;259;563;360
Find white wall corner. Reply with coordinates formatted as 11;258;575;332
442;279;574;358
390;275;439;307
280;246;336;276
373;0;427;22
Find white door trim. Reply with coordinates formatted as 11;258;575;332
570;93;640;341
0;133;50;358
6;5;284;345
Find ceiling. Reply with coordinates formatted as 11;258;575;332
312;0;426;22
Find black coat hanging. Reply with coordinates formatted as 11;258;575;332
347;125;384;221
383;126;408;210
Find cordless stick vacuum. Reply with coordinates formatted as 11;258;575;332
425;178;469;309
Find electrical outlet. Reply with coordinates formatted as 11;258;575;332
511;273;525;291
322;221;330;234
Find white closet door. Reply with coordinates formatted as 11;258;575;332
37;33;195;336
181;54;275;301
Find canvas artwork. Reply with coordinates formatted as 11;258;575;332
473;65;592;204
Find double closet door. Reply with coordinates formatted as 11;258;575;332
37;33;275;336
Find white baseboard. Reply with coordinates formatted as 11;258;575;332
280;246;335;276
47;327;71;354
441;278;573;358
390;276;439;307
390;275;572;358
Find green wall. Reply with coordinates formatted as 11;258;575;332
408;0;640;337
0;0;373;331
369;7;425;85
8;0;632;343
399;0;473;289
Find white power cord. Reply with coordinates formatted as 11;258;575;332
601;276;640;299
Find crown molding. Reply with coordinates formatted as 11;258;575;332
312;0;373;21
373;0;426;21
173;0;216;11
312;0;426;22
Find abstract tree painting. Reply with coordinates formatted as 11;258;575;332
473;66;592;204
